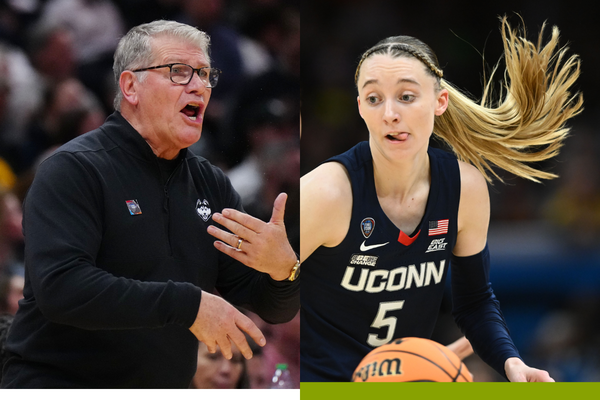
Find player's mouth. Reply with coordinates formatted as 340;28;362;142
181;103;203;122
386;132;409;141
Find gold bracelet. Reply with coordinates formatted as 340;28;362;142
287;259;301;281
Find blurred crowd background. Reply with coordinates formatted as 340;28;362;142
0;0;299;389
301;0;600;382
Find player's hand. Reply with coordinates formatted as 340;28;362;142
189;291;265;360
207;192;297;281
505;357;555;382
446;336;474;360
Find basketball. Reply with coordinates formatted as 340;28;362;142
352;337;473;382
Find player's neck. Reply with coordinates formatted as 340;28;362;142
371;148;430;202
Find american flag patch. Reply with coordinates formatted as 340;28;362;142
428;219;448;236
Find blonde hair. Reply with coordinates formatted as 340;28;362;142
355;16;583;183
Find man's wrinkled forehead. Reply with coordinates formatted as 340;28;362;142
149;35;210;66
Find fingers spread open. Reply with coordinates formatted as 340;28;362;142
217;336;233;360
210;215;256;244
220;208;265;234
212;240;250;264
228;330;253;360
205;340;217;354
236;313;266;349
269;192;288;224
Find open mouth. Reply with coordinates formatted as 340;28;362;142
181;103;202;121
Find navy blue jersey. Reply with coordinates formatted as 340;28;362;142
301;141;461;382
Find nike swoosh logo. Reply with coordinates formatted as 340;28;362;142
360;240;389;252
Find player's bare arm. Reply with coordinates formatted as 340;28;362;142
300;162;353;263
453;161;490;257
446;336;474;361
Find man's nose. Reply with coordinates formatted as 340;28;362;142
186;71;208;93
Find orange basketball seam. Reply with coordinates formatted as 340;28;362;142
455;363;471;382
427;340;464;380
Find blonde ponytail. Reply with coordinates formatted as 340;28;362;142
434;16;583;183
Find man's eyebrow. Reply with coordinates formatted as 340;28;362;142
163;60;209;67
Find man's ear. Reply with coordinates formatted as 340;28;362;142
119;71;139;106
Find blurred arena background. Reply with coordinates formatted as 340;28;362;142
0;0;299;389
301;0;600;382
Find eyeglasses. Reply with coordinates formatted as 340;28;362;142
132;63;221;88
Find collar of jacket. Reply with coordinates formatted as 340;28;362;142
101;111;189;164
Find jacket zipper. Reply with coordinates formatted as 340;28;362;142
161;159;184;256
163;184;171;255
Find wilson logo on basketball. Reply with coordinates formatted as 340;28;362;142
352;358;403;382
352;337;473;382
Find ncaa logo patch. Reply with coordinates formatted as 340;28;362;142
361;217;376;238
196;199;212;222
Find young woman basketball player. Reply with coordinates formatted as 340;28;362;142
300;17;582;382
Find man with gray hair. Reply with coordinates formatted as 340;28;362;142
1;20;300;388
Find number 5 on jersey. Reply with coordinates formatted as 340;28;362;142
367;300;405;347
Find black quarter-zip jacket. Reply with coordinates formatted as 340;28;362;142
1;112;299;388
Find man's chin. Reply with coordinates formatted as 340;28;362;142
178;128;202;147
